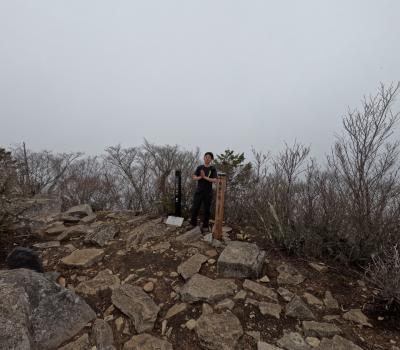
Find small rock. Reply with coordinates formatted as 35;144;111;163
115;317;124;331
215;298;235;311
318;335;364;350
278;287;294;302
58;277;66;287
302;321;342;338
343;309;372;327
286;296;316;320
309;262;328;273
277;332;311;350
243;279;278;302
259;275;270;283
161;320;167;335
323;291;339;310
122;334;173;350
61;248;104;268
305;337;320;347
303;292;323;306
257;342;283;350
234;290;247;300
143;281;154;292
186;319;197;330
164;303;187;320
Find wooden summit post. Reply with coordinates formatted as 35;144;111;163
213;172;226;240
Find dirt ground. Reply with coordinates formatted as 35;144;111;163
1;215;399;350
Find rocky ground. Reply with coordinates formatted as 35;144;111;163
1;198;400;350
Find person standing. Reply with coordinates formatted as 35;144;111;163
190;152;218;230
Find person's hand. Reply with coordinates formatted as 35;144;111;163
200;169;205;178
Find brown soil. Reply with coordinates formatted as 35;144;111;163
2;217;400;350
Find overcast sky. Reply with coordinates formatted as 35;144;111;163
0;1;399;160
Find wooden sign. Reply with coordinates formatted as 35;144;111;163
213;173;226;240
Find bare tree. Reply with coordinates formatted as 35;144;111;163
12;144;81;196
105;145;152;211
329;82;400;260
143;140;180;212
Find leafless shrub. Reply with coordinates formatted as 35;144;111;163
59;156;117;211
328;82;400;260
365;244;400;309
12;143;81;196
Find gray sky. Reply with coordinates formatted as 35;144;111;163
1;1;399;160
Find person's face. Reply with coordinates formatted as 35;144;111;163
204;154;213;165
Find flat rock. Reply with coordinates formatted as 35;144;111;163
286;296;316;320
243;279;278;302
61;248;104;268
217;241;266;278
277;332;311;350
164;303;187;319
318;335;364;350
75;269;120;296
45;223;67;236
303;292;323;306
56;224;89;241
215;298;235;311
80;213;97;224
278;287;295;302
309;262;328;273
123;334;173;350
302;321;342;338
93;318;115;350
176;226;202;243
246;298;281;319
179;274;237;303
112;284;160;333
58;334;90;350
257;342;284;350
323;291;339;310
85;224;118;247
342;309;372;327
65;204;93;218
277;263;305;285
33;241;61;249
195;310;243;350
0;269;95;350
177;253;208;280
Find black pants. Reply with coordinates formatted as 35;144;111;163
190;190;212;227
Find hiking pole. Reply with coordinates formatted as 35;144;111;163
213;172;226;240
174;170;182;217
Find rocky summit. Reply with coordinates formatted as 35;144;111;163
0;202;398;349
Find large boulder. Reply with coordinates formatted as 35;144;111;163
217;241;266;278
0;269;96;350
